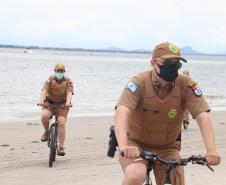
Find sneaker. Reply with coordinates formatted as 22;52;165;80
41;131;48;142
58;147;65;156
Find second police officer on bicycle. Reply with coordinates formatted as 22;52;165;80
39;64;74;156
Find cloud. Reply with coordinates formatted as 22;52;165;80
112;36;126;43
1;0;226;52
14;20;77;37
212;28;226;45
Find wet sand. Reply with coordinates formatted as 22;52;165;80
0;110;225;185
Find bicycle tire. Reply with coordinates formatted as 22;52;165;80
53;125;58;162
49;125;57;167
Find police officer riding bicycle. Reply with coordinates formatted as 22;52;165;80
114;42;221;185
39;64;74;156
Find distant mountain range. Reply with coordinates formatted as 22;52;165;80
0;44;225;56
220;51;226;55
106;47;127;52
107;46;204;55
180;46;202;55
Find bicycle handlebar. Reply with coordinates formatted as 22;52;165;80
37;103;72;109
139;151;214;172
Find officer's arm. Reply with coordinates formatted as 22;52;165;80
196;112;221;165
40;77;51;104
115;105;131;150
196;112;216;152
39;89;47;105
66;92;73;105
66;79;74;106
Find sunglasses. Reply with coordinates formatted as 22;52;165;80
163;59;182;69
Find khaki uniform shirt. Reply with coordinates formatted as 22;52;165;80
117;70;210;146
43;75;74;103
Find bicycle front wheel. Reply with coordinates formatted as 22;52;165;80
49;125;57;167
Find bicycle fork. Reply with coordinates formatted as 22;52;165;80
164;166;172;185
145;160;154;185
145;162;173;185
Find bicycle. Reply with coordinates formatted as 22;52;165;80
38;104;71;167
137;150;214;185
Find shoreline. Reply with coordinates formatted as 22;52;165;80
0;114;114;125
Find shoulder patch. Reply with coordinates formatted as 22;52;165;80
188;80;202;97
126;82;140;93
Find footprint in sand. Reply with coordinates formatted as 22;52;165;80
31;140;40;143
26;122;39;126
0;144;10;147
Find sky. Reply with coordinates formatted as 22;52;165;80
0;0;226;54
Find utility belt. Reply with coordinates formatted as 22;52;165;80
45;97;66;104
106;125;181;158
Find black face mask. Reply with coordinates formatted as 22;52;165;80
157;59;182;82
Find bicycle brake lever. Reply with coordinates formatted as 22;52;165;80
206;164;214;172
141;151;158;160
134;157;144;162
192;161;214;172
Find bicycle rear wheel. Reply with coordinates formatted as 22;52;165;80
49;125;57;167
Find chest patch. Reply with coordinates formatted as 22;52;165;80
126;82;140;93
168;108;177;119
188;80;202;97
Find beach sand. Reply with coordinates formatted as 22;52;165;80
0;110;225;185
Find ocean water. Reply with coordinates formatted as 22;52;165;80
0;48;225;122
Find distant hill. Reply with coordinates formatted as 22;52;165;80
131;49;151;53
106;46;204;55
180;46;203;55
106;47;126;52
219;51;226;55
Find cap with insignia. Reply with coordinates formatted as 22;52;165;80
152;42;187;63
55;64;65;71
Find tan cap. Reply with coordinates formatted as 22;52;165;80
152;42;187;62
55;64;65;71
